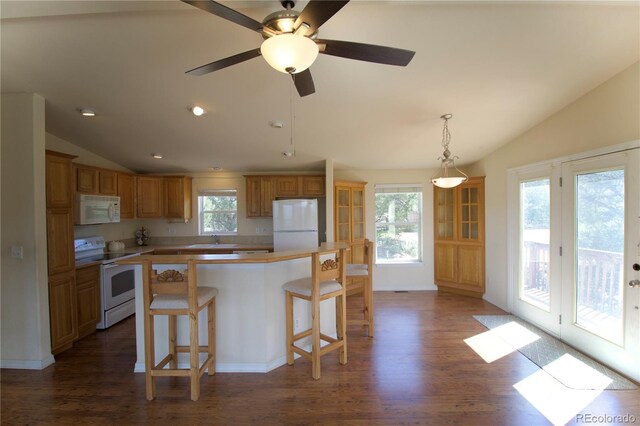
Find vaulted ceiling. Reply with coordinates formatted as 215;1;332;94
2;1;638;173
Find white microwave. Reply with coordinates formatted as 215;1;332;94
76;194;120;225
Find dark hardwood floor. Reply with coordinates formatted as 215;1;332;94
2;291;638;425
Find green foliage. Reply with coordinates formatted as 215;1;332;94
375;192;421;261
201;195;237;233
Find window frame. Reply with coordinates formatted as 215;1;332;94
198;189;238;236
374;184;423;265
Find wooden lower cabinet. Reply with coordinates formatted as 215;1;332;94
434;243;457;284
75;265;101;339
49;270;78;354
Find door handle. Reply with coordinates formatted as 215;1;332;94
629;279;640;288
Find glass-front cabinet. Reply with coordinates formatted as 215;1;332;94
433;177;485;297
334;180;367;263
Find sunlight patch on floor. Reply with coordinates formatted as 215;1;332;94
544;353;613;390
514;368;604;426
464;321;541;363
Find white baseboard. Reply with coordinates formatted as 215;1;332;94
0;355;55;370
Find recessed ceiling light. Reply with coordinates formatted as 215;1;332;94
79;108;96;117
191;105;206;116
152;154;163;159
211;166;222;171
270;121;285;128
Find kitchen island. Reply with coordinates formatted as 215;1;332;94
118;244;348;373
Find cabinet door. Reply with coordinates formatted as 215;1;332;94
335;186;352;242
98;170;118;195
434;243;457;283
118;174;136;219
75;165;98;194
351;187;365;241
76;265;100;339
457;244;484;290
46;154;74;208
246;176;261;217
261;177;276;217
164;177;183;218
302;176;325;196
47;208;74;274
49;270;78;353
276;176;299;197
458;181;484;242
136;177;162;218
434;186;456;241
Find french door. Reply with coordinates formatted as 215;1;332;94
560;149;639;381
510;147;640;382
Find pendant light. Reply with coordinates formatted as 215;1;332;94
431;114;468;189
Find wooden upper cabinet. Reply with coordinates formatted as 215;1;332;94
75;164;118;196
46;151;75;208
302;176;325;196
136;176;163;218
261;177;276;217
275;176;299;197
164;176;193;221
245;176;261;218
98;170;118;195
117;173;136;219
75;165;98;194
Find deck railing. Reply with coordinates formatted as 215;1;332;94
522;242;624;317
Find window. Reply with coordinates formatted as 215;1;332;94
375;185;422;263
198;190;237;235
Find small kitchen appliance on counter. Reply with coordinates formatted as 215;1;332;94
74;236;140;329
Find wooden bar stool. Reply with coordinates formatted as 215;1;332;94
283;248;347;380
141;260;217;401
346;239;374;337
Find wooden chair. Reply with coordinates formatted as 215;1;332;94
141;260;217;401
346;239;374;337
283;248;347;380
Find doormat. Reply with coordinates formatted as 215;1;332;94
473;315;637;390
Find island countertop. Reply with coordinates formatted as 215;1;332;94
117;242;349;265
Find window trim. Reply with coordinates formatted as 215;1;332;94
198;189;238;235
374;184;423;265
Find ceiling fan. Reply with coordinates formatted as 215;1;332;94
182;0;415;97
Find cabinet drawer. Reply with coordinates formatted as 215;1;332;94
76;265;100;284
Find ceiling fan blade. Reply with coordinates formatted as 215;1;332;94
186;48;262;76
317;39;415;67
182;0;263;33
292;69;315;97
294;1;349;32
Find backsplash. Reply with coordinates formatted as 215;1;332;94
146;235;273;246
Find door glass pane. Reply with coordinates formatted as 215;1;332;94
520;179;550;310
575;169;624;343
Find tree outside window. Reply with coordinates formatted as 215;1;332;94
199;190;237;234
375;186;422;263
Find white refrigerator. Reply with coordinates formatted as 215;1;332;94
273;199;319;251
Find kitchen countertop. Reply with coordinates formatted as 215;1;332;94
75;243;273;268
118;242;349;265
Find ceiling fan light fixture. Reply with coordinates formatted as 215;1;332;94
430;114;468;189
260;34;319;74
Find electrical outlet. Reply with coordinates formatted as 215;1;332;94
294;318;300;330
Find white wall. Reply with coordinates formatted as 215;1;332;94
334;168;438;291
469;61;640;310
1;93;54;369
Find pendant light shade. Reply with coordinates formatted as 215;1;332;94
261;34;319;74
431;114;468;189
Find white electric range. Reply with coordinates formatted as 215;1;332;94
74;236;140;329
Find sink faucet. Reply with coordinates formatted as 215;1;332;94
212;235;219;244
